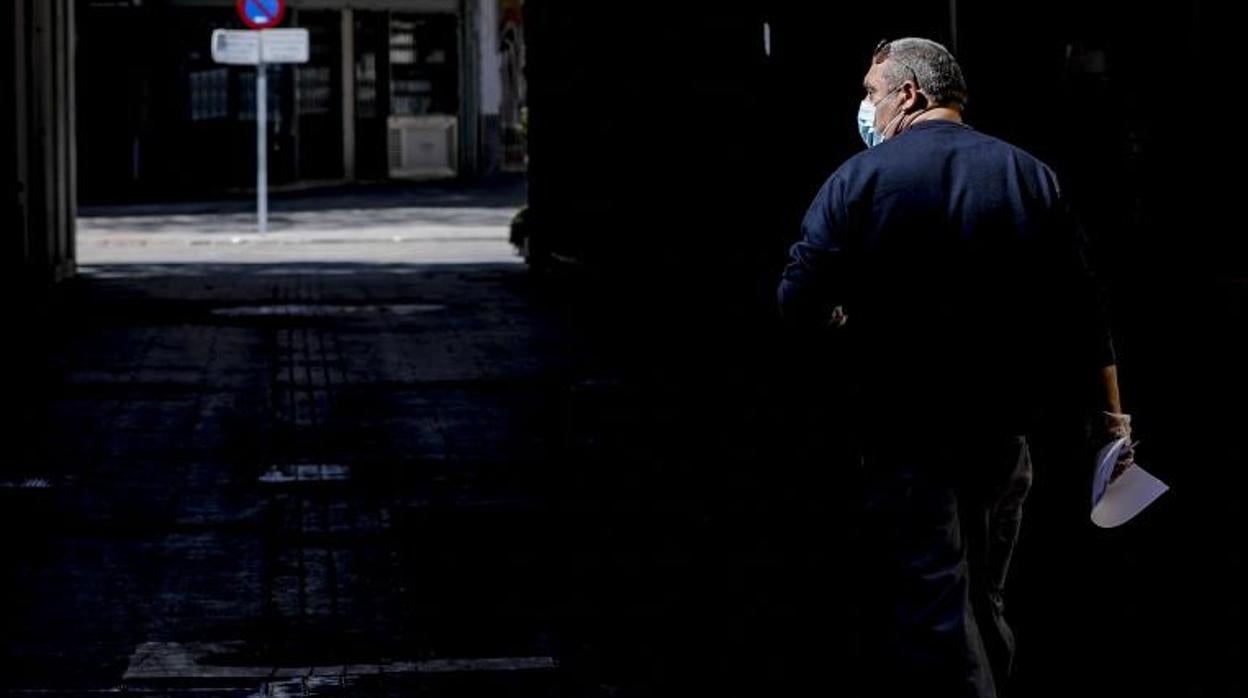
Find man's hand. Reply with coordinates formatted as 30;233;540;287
1103;411;1136;479
1104;411;1131;439
828;305;848;328
1099;366;1134;479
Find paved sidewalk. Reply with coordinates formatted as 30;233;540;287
2;184;1243;695
77;200;524;265
1;250;852;696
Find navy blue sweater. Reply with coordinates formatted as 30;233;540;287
778;120;1114;422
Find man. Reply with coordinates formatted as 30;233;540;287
776;38;1133;696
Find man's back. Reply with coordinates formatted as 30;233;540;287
781;120;1111;427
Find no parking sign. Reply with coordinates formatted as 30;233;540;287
236;0;285;30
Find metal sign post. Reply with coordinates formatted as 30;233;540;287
213;6;307;236
234;0;283;234
257;46;267;234
237;0;284;234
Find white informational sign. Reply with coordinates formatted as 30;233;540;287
210;29;309;65
211;29;259;65
260;29;310;63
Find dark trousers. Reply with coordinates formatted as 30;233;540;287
856;433;1034;698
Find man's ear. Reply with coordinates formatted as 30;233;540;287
904;83;929;111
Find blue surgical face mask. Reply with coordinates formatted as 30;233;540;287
856;85;904;148
857;99;883;148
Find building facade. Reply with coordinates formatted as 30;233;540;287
77;0;526;204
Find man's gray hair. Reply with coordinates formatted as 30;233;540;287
874;38;968;108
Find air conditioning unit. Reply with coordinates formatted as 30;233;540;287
387;115;458;180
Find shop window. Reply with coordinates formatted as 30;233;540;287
388;14;458;116
297;66;333;114
189;68;229;121
356;52;378;119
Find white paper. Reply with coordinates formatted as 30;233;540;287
1090;437;1169;528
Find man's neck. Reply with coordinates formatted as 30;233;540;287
903;107;963;131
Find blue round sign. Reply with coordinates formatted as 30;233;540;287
236;0;285;29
